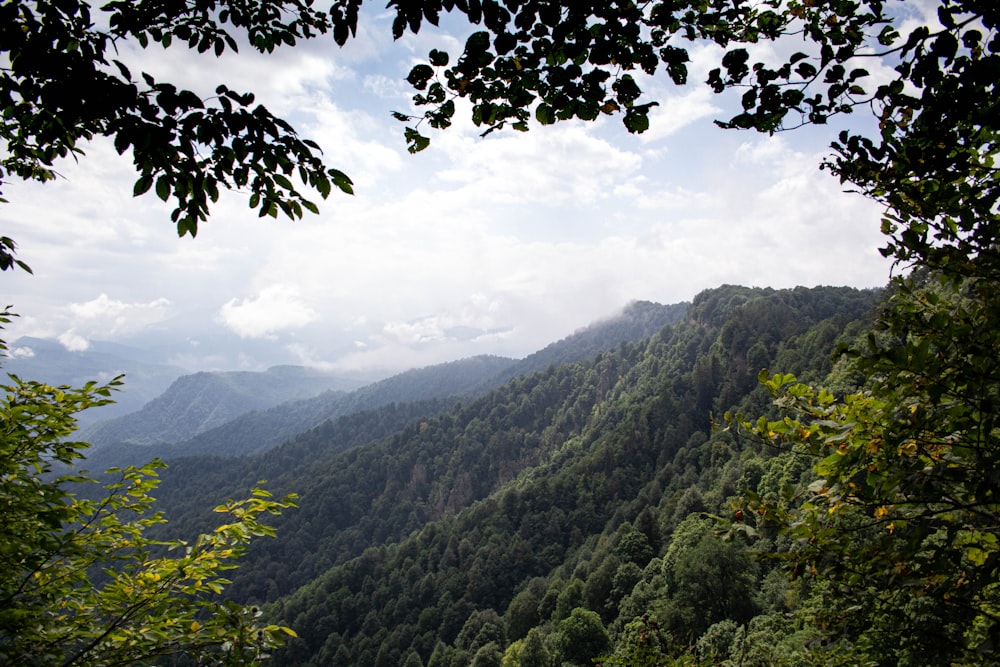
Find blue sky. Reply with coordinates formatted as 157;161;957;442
2;3;922;375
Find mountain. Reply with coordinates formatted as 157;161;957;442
488;299;690;386
80;354;520;472
81;300;691;469
130;285;879;666
80;365;367;448
1;336;186;429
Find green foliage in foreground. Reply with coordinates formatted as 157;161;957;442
739;272;1000;665
0;322;298;665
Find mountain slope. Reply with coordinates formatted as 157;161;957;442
484;299;689;387
85;300;691;468
3;336;185;429
259;285;877;665
81;366;364;447
128;285;878;666
82;355;519;471
179;300;689;453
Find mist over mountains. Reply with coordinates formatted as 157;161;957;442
63;300;688;472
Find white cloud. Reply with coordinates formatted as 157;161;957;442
219;285;319;339
613;178;713;211
363;73;409;99
68;294;172;333
58;331;90;352
434;123;642;207
8;294;173;356
379;318;446;345
108;32;352;118
294;96;406;189
375;293;505;346
19;294;174;353
641;86;722;143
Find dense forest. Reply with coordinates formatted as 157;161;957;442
135;284;879;665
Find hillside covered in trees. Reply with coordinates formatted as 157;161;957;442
137;284;880;666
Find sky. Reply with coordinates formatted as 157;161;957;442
2;3;925;377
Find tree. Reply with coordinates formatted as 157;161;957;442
5;5;999;662
554;607;609;667
0;314;298;665
0;0;356;271
601;614;674;667
661;517;758;641
470;641;503;667
739;271;1000;664
501;629;554;667
396;1;999;278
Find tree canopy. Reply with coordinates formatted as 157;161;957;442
0;309;299;665
1;0;357;271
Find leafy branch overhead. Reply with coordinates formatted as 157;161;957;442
0;0;357;250
2;1;998;278
392;0;999;275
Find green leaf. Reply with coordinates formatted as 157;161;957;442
315;175;331;199
535;103;555;125
404;127;430;154
155;176;171;202
406;64;435;90
429;49;449;67
623;109;650;134
329;169;353;195
133;175;154;197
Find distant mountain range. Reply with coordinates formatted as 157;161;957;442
79;366;368;447
2;336;187;429
70;299;690;471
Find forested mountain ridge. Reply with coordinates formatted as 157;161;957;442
80;365;365;448
132;284;876;666
80;355;517;472
104;299;687;608
82;301;690;472
481;300;690;389
256;284;876;666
